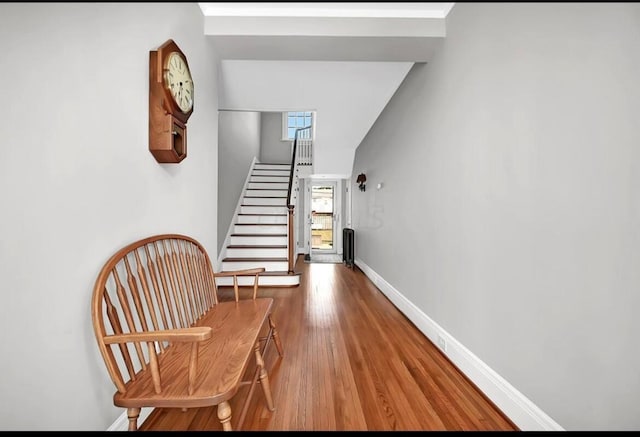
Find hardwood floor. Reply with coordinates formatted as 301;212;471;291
139;257;518;431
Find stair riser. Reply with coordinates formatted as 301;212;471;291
230;236;287;245
250;176;290;183
237;215;287;224
226;248;288;258
245;189;288;197
248;182;288;190
243;197;287;206
216;275;300;287
252;170;291;177
234;224;288;234
241;205;287;214
222;260;289;271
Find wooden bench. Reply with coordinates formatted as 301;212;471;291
91;234;283;431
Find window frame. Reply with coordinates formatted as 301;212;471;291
281;111;315;141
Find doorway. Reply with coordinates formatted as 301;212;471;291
310;182;337;254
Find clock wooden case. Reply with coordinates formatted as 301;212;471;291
149;39;194;163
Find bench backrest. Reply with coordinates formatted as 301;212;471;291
91;234;219;394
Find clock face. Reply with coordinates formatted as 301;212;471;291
164;51;194;113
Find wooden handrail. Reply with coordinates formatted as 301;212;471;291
286;126;312;273
286;128;305;207
286;126;312;208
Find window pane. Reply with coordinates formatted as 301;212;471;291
286;112;313;135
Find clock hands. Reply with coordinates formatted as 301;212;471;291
165;53;193;112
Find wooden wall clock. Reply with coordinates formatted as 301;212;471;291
149;39;194;163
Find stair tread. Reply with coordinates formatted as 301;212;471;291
227;245;287;248
235;223;287;226
231;233;287;237
238;213;287;216
218;270;301;277
223;257;288;262
244;196;287;198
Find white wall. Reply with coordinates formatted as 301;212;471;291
218;60;413;177
260;111;291;164
0;3;219;431
218;111;262;253
351;2;640;431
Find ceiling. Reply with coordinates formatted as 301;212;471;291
201;3;456;177
198;2;455;62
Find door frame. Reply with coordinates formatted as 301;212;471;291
304;178;343;257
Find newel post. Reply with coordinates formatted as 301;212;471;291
287;205;295;273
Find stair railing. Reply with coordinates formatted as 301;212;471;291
286;126;313;273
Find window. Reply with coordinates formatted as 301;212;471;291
282;111;314;140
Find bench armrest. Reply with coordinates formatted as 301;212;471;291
103;327;212;345
103;327;212;395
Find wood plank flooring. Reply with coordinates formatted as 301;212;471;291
139;257;518;431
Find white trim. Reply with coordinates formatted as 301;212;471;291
217;156;257;270
107;407;153;431
303;179;311;254
198;3;455;19
354;257;564;432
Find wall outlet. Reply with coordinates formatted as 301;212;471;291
437;335;447;352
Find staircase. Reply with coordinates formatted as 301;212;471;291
217;162;301;287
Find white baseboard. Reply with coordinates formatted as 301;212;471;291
354;257;564;432
107;407;153;431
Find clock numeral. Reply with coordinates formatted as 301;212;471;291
164;52;192;112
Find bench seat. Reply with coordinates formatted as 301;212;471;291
114;298;272;409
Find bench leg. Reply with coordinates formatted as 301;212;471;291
254;345;275;412
269;315;284;357
217;401;233;431
127;407;140;431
